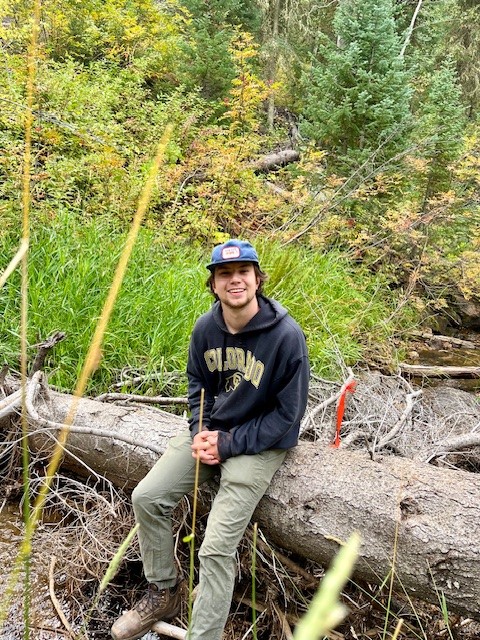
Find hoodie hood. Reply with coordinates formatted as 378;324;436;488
211;294;288;334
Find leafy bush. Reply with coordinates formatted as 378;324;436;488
0;53;211;221
0;0;187;78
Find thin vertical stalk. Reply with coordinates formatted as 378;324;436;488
20;1;42;637
391;618;404;640
293;532;360;640
187;388;204;636
251;522;258;640
0;240;29;289
382;517;401;639
266;0;281;130
76;523;140;639
30;122;173;526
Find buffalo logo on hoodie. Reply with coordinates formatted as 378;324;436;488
225;372;243;393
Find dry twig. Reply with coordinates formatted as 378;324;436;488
49;555;75;638
95;392;188;405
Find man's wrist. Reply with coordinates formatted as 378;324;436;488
217;431;233;461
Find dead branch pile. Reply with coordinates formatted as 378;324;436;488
302;370;480;470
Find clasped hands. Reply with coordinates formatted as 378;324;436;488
191;430;220;465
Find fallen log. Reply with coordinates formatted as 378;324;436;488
408;331;477;350
174;148;300;187
17;383;480;621
399;363;480;378
252;149;300;173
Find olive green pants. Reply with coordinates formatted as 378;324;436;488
131;430;286;640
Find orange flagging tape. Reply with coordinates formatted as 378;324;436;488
332;379;357;448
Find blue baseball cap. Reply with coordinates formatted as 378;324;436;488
207;239;260;271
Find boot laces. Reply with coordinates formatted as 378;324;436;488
137;585;167;615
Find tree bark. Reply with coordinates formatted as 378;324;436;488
399;0;424;58
25;386;480;620
266;0;281;131
257;446;480;620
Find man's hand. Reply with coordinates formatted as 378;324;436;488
191;430;220;465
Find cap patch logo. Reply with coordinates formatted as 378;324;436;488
222;247;241;259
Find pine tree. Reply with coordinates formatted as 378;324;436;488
178;0;262;100
400;0;479;120
301;0;412;170
418;57;467;204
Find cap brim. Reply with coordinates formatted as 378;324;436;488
206;259;259;271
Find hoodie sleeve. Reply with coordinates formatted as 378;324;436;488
216;351;309;460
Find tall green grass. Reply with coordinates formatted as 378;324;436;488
257;239;404;372
1;213;413;394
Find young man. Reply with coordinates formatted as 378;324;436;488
111;239;309;640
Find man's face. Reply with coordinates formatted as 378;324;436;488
212;262;260;311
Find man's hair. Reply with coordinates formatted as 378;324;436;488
206;264;268;298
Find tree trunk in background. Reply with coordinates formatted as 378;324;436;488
266;0;281;130
400;0;423;58
26;388;480;620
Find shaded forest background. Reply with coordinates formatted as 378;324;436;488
0;0;479;390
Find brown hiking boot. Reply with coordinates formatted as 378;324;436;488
111;583;182;640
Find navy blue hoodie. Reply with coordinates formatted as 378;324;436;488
187;294;309;461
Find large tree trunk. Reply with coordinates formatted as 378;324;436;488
24;386;480;621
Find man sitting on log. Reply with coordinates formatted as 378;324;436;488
111;239;310;640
